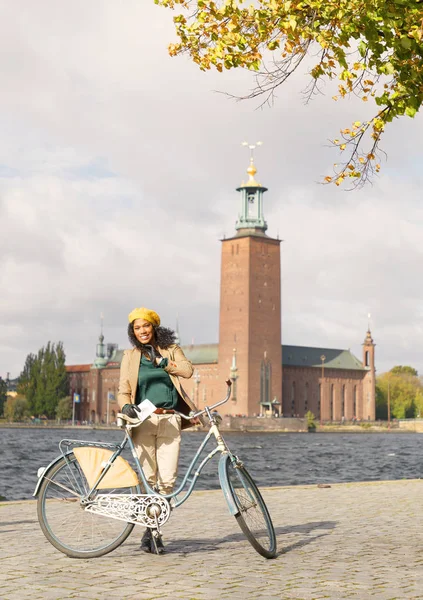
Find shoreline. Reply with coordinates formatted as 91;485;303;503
0;422;414;433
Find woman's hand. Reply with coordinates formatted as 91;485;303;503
141;344;166;367
121;404;139;419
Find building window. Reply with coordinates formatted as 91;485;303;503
342;385;345;418
304;383;309;413
353;386;357;418
260;360;272;408
365;351;369;367
318;384;321;418
330;384;334;421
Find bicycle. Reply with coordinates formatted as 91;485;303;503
34;380;276;559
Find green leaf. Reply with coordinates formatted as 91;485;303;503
400;36;412;49
405;106;417;118
358;40;367;56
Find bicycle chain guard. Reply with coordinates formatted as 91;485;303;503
84;494;171;528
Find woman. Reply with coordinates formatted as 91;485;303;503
118;306;198;554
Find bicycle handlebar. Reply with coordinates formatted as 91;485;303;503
117;380;232;427
177;379;232;420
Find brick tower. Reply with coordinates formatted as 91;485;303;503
218;155;282;416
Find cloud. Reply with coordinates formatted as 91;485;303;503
0;0;422;379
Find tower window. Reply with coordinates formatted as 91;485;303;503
248;194;255;204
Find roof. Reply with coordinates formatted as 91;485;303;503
282;345;364;371
66;365;92;373
65;344;364;371
181;344;219;364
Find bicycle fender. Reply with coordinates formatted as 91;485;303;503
218;454;239;516
33;451;74;497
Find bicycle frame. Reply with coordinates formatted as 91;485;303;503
35;379;277;559
34;381;234;509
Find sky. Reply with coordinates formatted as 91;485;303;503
1;1;422;379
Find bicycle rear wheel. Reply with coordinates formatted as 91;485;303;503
37;452;138;558
222;457;276;558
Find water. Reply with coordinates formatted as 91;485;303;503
1;428;422;501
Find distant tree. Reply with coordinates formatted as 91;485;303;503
377;367;422;420
306;410;316;431
390;365;418;377
17;353;37;411
375;383;387;420
56;396;72;421
17;342;68;418
0;377;7;417
4;395;29;422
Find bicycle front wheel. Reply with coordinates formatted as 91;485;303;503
222;457;276;558
37;452;138;558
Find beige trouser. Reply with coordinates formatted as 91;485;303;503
132;413;182;495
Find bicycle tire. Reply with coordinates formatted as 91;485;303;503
223;457;276;558
37;452;138;558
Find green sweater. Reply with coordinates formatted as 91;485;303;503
135;354;179;409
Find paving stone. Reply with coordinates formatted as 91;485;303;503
1;481;423;599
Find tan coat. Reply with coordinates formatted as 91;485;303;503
117;345;199;427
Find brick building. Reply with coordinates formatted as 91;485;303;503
67;158;376;423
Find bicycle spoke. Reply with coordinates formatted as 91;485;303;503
37;453;136;558
224;459;276;558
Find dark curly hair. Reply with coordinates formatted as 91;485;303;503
127;323;178;352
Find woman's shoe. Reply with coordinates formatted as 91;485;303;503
139;528;152;553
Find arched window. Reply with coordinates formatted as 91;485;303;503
330;384;335;421
353;385;357;418
342;385;345;418
291;381;296;416
365;351;369;367
260;360;272;407
304;383;309;414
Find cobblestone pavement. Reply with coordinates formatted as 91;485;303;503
1;480;423;600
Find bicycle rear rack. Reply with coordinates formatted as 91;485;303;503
59;439;122;456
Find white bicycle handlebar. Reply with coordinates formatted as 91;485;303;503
117;380;232;427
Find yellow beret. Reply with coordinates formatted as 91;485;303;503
128;307;161;326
